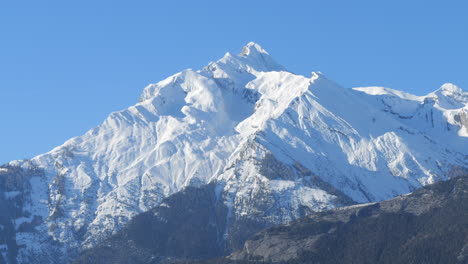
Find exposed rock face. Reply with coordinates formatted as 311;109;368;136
0;163;47;264
454;110;468;134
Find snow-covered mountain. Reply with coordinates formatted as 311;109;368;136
1;42;467;263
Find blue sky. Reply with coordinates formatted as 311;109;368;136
0;0;467;164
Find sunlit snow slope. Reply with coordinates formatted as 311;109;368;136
3;42;467;263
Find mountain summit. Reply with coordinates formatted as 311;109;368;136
240;42;268;56
1;43;467;263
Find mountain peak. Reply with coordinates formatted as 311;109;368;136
426;83;467;110
439;83;463;94
233;42;286;73
430;83;464;97
239;42;269;56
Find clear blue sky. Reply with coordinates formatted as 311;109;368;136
0;0;467;164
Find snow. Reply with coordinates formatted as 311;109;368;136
353;86;423;101
7;42;468;262
439;83;464;95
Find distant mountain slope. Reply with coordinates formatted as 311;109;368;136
1;42;467;263
204;173;468;264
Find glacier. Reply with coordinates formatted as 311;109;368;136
1;42;467;263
